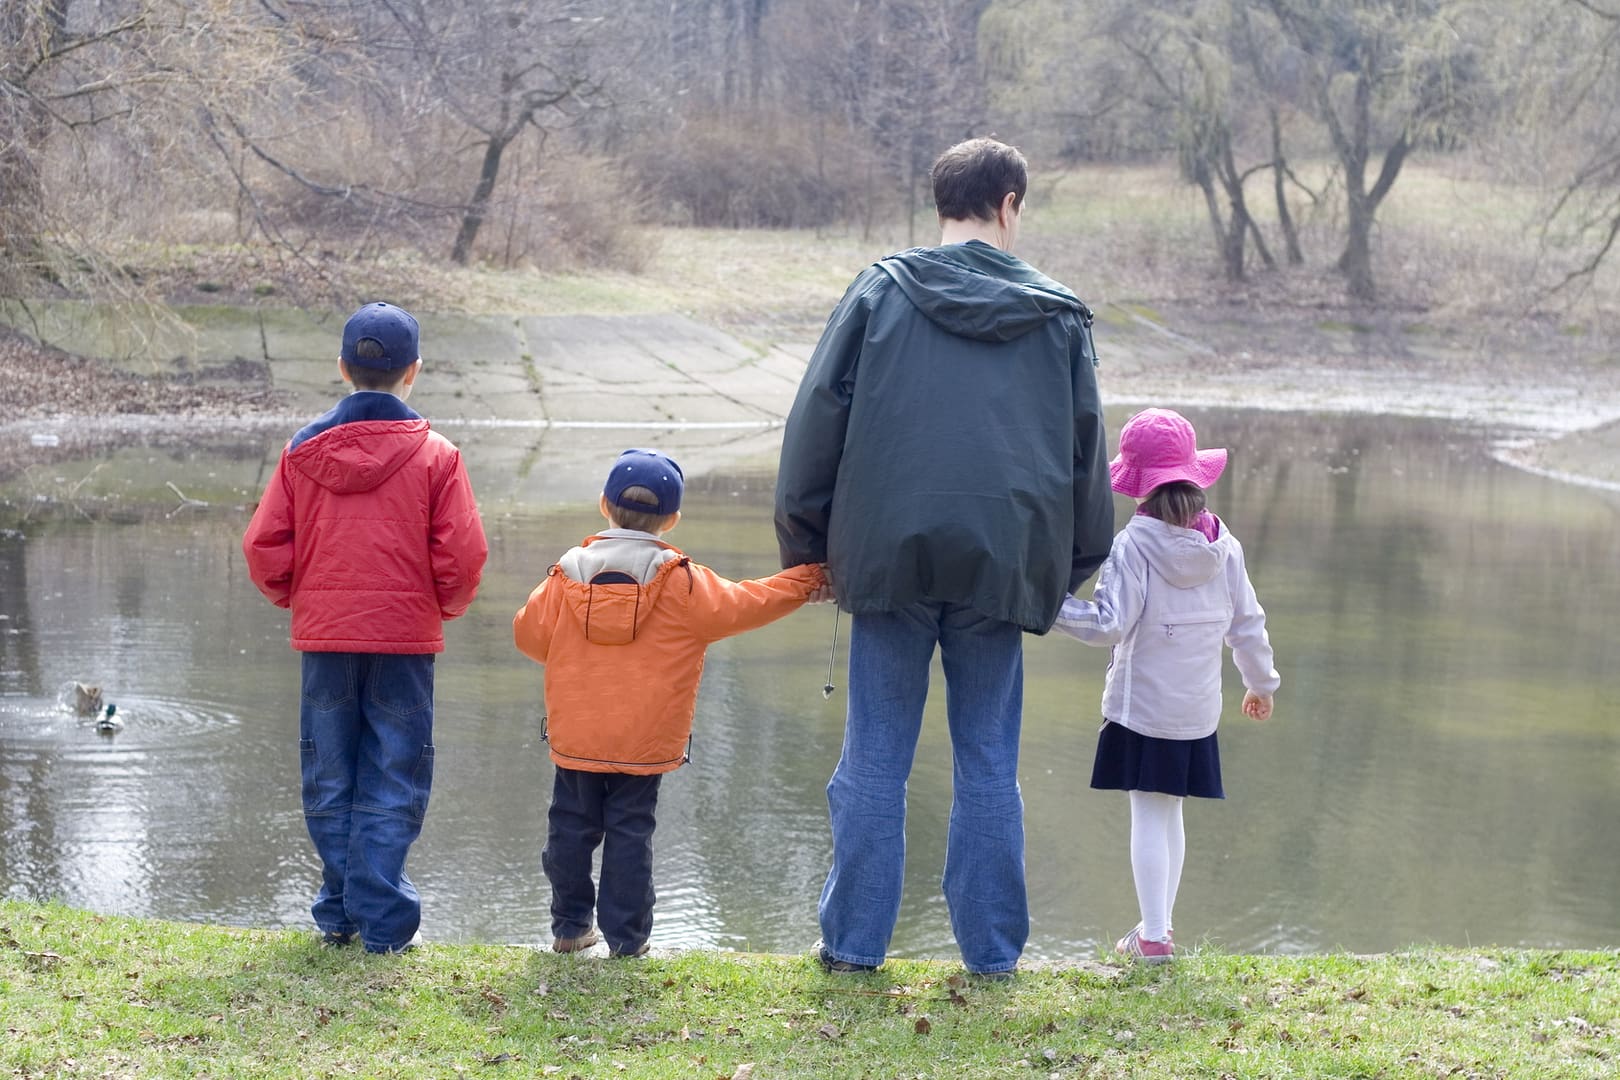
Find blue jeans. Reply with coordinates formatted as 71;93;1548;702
543;767;662;954
818;603;1028;974
299;651;435;953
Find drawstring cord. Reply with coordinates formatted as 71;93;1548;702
823;607;840;700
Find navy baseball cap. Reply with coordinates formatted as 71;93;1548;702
604;449;684;516
340;302;420;370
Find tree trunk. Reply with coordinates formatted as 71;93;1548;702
1221;213;1247;281
452;133;512;266
1218;138;1272;275
1339;190;1375;301
1191;163;1237;279
1270;108;1304;266
1332;70;1412;302
1326;68;1376;300
1246;215;1277;271
906;135;918;247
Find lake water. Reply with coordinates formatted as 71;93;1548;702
1;407;1616;963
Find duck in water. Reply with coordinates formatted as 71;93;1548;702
95;703;122;734
73;682;104;715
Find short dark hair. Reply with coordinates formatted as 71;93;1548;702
607;485;672;533
931;138;1027;222
1139;481;1207;529
347;339;408;389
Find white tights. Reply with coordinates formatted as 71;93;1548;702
1128;790;1185;943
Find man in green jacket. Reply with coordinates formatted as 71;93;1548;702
774;137;1113;978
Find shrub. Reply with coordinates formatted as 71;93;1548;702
626;110;874;229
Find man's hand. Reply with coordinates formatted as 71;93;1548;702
807;564;837;604
1242;691;1273;721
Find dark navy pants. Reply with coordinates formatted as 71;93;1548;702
542;766;662;955
298;651;435;953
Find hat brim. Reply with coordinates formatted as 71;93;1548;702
1109;447;1227;498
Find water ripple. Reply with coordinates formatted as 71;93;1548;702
0;688;243;747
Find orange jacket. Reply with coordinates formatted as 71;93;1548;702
513;534;822;774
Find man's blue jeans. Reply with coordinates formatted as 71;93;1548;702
818;603;1028;975
299;651;435;953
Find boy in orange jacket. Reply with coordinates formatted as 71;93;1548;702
513;449;823;957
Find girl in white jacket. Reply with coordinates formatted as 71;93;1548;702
1055;408;1279;964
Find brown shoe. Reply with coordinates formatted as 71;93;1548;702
609;941;649;958
551;929;599;953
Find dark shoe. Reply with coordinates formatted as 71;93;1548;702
609;941;650;958
968;968;1016;983
319;930;356;948
552;929;600;954
816;943;879;974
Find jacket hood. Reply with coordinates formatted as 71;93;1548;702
286;392;430;495
1126;514;1228;589
559;532;681;587
288;420;430;494
877;240;1091;342
556;533;685;646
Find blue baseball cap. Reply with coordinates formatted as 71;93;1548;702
340;302;420;370
604;449;684;516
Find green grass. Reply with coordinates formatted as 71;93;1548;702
3;900;1614;1078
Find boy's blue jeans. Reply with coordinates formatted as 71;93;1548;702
299;651;435;953
543;766;662;955
818;603;1029;975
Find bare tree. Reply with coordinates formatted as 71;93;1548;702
1;0;339;299
1106;0;1278;282
666;0;771;107
1232;1;1307;265
352;1;615;265
0;1;72;284
979;0;1158;162
777;0;991;242
1539;0;1620;287
1265;0;1479;301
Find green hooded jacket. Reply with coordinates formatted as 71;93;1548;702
774;240;1113;632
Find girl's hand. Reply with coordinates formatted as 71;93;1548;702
1242;691;1273;721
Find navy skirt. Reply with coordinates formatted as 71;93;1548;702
1089;720;1224;799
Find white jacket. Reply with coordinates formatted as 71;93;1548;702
1054;514;1279;740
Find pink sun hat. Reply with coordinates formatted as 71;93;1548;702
1108;408;1228;498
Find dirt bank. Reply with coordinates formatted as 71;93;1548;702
0;327;286;421
0;327;291;483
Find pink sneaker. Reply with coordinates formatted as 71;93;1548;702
1115;924;1174;964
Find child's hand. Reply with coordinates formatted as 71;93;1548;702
1242;691;1273;721
806;564;837;604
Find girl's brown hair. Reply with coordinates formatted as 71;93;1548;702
1139;481;1206;528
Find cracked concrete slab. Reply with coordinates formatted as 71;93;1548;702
0;302;801;427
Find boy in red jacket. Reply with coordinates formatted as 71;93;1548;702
243;302;488;954
514;449;822;957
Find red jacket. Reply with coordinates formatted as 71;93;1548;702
513;533;821;774
243;393;487;653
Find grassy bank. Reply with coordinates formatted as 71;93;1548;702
113;161;1620;333
2;901;1614;1079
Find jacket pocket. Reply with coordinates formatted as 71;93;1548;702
409;744;435;822
584;582;642;645
1153;604;1228;637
